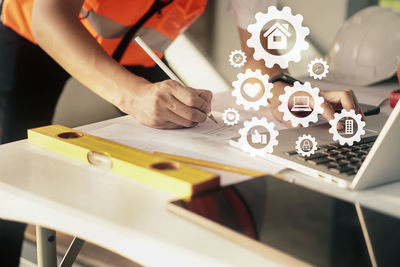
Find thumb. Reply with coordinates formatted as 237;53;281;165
254;130;260;135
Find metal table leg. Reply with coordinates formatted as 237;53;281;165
59;237;85;267
36;225;57;267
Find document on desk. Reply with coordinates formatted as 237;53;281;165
89;91;287;183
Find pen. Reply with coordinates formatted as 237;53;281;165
134;36;217;124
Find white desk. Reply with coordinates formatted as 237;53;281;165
0;117;289;267
1;83;400;266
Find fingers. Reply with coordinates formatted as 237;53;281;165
136;80;212;129
164;108;201;127
165;95;208;123
339;90;357;112
195;89;213;115
162;122;184;129
349;90;365;120
321;89;364;120
322;90;357;112
320;98;335;122
321;100;343;130
197;89;213;106
150;120;183;129
170;83;211;114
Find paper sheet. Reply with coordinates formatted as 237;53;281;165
88;79;397;185
89;91;288;183
89;120;286;171
89;121;287;185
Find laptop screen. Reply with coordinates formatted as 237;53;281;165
170;176;400;266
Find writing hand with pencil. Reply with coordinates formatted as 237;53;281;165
126;37;217;129
119;79;213;129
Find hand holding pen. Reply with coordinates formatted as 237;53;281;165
134;37;217;126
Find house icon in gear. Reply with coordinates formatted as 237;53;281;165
264;22;291;50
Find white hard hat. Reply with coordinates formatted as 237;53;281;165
325;6;400;86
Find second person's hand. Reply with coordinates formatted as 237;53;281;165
269;81;365;128
119;79;213;129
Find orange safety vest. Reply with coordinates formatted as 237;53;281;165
1;0;207;66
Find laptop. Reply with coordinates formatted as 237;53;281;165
230;101;400;190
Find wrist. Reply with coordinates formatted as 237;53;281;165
270;81;290;106
244;59;284;77
114;69;150;106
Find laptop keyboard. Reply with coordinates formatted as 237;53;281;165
285;136;377;176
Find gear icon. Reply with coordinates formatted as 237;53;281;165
296;134;318;157
222;108;240;126
229;50;247;68
308;58;329;79
329;109;366;146
232;69;273;111
238;117;279;157
278;81;324;127
247;6;310;68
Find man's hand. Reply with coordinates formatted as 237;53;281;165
119;80;212;129
237;28;364;128
269;81;365;128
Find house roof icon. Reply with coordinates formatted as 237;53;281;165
263;22;291;38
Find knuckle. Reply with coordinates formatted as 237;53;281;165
153;87;164;98
187;94;198;106
203;89;212;98
342;89;352;96
153;82;164;91
165;79;179;88
185;109;196;120
169;101;178;112
154;97;163;107
153;96;168;111
156;81;174;94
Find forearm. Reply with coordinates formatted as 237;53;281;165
32;0;147;107
238;27;284;78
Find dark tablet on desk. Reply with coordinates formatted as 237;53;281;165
168;176;400;266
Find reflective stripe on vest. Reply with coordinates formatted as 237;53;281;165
81;9;128;39
81;9;172;53
136;27;172;53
